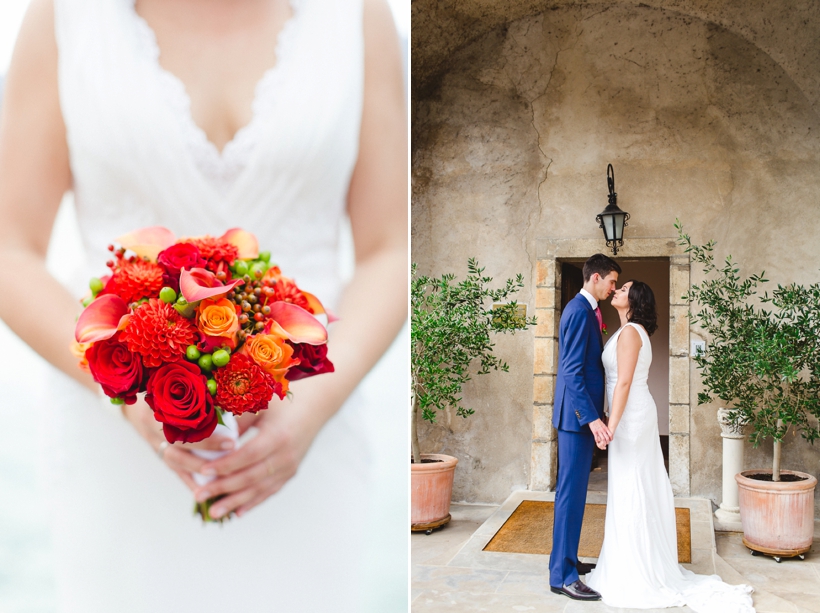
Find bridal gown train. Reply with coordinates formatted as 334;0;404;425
586;323;755;613
45;0;381;611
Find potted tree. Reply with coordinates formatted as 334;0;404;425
411;259;535;533
677;222;819;561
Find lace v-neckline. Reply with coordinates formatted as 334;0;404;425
128;0;300;189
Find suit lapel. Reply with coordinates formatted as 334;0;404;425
576;293;603;349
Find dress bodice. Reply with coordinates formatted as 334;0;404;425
602;322;655;439
603;322;652;394
53;0;364;310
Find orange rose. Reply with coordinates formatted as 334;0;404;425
241;333;298;393
197;298;240;345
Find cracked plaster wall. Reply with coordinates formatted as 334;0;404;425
412;4;820;512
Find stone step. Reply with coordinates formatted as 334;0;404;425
713;551;814;613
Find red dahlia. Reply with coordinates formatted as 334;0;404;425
214;353;279;415
105;257;164;305
187;237;239;275
269;277;312;313
121;299;199;368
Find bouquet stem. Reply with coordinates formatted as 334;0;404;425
191;411;239;523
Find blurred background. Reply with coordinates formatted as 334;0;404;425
0;2;409;611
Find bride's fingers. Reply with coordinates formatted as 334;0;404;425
235;481;289;518
201;427;282;476
235;412;262;435
195;454;295;502
172;468;198;492
194;458;272;502
207;483;267;520
181;436;236;452
163;445;209;474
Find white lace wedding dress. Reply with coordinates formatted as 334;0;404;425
46;0;383;611
586;323;755;613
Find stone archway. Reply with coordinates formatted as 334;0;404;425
529;237;691;495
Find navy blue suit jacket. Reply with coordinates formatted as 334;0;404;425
552;293;605;432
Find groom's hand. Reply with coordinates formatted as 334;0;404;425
588;418;612;449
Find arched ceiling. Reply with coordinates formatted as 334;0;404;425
412;0;820;114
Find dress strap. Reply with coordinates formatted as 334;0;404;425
621;322;647;346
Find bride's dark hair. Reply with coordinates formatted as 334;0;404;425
626;280;658;336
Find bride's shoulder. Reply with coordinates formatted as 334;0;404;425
617;323;643;346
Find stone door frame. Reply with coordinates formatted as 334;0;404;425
529;237;691;496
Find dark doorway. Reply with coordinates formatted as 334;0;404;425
557;259;671;492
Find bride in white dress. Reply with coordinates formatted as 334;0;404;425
0;0;407;611
586;281;755;613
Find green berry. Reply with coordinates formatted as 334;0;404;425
176;295;188;305
159;286;177;304
110;397;125;405
186;345;201;361
207;379;217;395
212;349;230;368
259;251;271;263
234;260;249;276
82;296;93;307
198;353;213;372
89;277;104;295
250;261;268;278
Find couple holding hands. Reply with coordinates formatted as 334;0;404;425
549;254;755;612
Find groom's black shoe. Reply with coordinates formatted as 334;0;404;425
576;561;597;575
550;580;602;601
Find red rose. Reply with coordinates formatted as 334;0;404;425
145;361;217;444
85;333;144;404
285;342;334;381
157;243;207;292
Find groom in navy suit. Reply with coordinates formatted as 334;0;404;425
549;254;620;601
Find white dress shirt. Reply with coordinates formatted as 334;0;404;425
579;288;598;311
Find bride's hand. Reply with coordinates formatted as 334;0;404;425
122;398;255;492
191;397;324;519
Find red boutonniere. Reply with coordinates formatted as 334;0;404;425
601;323;608;335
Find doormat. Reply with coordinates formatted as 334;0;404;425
482;501;691;563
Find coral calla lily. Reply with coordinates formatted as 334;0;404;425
221;228;259;259
117;226;177;261
301;291;339;323
179;268;243;303
265;302;328;345
75;294;131;343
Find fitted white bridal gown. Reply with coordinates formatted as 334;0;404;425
45;0;383;611
586;323;755;613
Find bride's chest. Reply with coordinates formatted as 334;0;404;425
134;0;294;152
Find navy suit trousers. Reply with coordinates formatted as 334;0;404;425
549;428;595;588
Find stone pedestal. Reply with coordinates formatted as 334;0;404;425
714;407;746;531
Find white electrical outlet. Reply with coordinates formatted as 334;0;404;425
691;340;706;357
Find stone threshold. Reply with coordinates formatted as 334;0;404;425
443;490;717;576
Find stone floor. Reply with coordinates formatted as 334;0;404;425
412;492;820;613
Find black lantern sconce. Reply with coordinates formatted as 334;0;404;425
596;164;630;256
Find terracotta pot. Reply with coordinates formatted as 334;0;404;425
735;469;817;555
411;454;458;529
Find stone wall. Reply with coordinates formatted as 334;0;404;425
412;4;820;514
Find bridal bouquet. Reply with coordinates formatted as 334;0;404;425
72;226;334;520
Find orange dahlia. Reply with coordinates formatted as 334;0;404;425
187;236;239;275
214;353;279;415
105;257;164;305
120;299;199;368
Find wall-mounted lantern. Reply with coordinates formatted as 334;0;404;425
596;164;630;256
